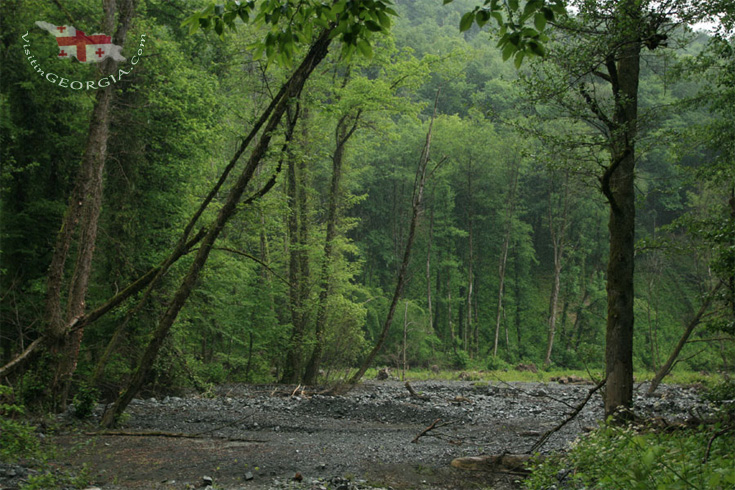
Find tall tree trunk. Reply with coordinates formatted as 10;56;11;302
100;31;332;427
303;109;361;384
493;158;519;357
544;173;569;367
426;204;434;334
466;159;474;354
603;16;640;417
43;0;136;409
281;109;310;384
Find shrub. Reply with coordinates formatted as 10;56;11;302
487;355;510;372
0;385;40;461
72;384;99;419
525;423;735;489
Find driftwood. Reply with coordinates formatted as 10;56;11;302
405;381;430;400
451;454;537;474
411;418;453;443
86;430;266;442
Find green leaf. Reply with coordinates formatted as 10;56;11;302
365;20;383;32
459;11;475;32
528;40;545;56
501;40;516;61
534;12;547;31
508;0;519;11
513;50;525;69
476;9;491;27
522;0;543;19
376;10;391;29
357;39;373;58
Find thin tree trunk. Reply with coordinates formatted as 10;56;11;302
348;92;440;386
647;281;723;395
426;204;434;334
303;109;361;384
544;173;569;367
493;159;519;357
100;31;332;427
466;159;474;354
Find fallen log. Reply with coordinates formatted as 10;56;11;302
450;454;537;474
85;430;267;442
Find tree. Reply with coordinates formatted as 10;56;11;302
523;0;719;417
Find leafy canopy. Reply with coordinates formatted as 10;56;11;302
445;0;567;67
181;0;397;65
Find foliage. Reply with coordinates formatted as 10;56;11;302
71;384;99;420
0;385;40;461
525;423;735;489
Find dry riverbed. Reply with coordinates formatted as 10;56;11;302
1;379;711;489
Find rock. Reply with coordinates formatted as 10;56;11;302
515;363;538;373
244;471;254;481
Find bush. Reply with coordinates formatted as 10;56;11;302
487;355;510;372
0;385;40;461
525;423;735;489
452;350;470;369
72;384;99;419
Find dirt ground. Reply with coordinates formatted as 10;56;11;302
5;379;709;489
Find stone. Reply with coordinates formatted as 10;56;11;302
244;471;254;481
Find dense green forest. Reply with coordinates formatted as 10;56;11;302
1;0;733;423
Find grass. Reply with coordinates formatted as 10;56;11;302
358;366;720;387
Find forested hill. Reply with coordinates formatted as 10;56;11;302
1;0;733;413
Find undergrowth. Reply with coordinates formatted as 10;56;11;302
1;385;90;489
524;379;735;490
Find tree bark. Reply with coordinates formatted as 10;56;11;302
603;13;640;417
100;31;332;427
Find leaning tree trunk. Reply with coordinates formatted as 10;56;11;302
347;92;440;386
43;0;136;410
647;281;723;395
100;32;333;427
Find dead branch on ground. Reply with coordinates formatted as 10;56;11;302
411;418;454;443
528;377;607;454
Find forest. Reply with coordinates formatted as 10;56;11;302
1;0;734;488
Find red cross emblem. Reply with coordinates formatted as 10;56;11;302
55;30;111;62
